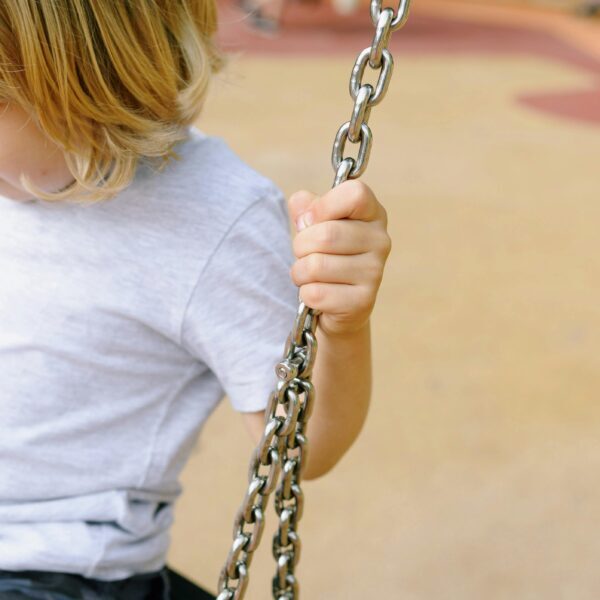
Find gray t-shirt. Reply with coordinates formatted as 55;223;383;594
0;127;299;580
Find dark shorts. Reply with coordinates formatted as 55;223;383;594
0;566;216;600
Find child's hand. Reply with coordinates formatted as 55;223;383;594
288;180;392;338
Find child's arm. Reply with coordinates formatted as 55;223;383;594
242;180;391;479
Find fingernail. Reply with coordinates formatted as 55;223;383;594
296;211;313;231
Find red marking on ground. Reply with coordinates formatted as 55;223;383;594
218;2;600;72
519;84;600;125
217;1;600;124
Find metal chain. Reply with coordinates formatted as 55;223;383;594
216;2;410;598
217;302;318;600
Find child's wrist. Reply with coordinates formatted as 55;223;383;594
317;317;371;340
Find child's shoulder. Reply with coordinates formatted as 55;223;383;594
134;126;284;220
116;127;290;254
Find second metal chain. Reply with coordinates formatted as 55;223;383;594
217;2;411;598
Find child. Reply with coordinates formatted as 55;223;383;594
0;1;391;598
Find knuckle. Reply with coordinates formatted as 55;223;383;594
380;232;392;257
344;179;369;205
380;204;389;227
358;286;375;311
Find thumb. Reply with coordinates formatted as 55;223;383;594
288;190;319;230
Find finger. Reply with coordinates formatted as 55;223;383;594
288;189;318;225
299;282;374;316
293;219;380;258
290;253;383;287
309;180;382;225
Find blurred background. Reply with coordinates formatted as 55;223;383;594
168;1;600;598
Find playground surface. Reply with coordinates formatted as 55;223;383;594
169;2;600;598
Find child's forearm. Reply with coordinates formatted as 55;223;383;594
301;319;372;480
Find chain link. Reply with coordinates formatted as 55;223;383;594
371;0;410;32
217;2;410;597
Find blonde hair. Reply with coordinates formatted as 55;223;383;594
0;0;225;203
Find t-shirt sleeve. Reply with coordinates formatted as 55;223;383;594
180;186;299;412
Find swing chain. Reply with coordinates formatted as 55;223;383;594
332;0;411;185
217;2;410;597
371;0;410;32
274;2;411;597
271;303;317;600
217;301;318;600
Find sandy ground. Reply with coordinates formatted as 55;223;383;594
167;3;600;598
